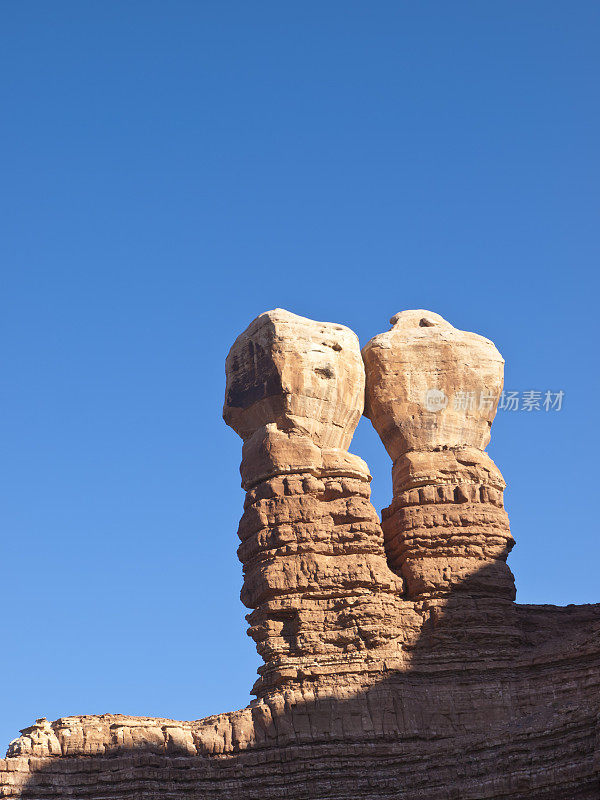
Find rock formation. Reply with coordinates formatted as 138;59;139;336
362;309;515;601
1;309;598;800
223;309;405;697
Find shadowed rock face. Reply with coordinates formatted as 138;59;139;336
1;309;598;800
224;309;365;452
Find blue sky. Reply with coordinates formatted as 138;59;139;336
1;1;598;749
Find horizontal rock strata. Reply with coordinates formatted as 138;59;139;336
1;308;598;799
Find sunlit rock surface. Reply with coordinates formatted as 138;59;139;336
2;309;598;800
362;309;515;600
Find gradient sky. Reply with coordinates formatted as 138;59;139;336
1;1;598;750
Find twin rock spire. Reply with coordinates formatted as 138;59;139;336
223;309;515;699
6;310;595;800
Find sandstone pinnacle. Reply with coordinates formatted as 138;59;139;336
2;308;598;800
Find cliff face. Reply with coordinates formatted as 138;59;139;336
2;309;599;800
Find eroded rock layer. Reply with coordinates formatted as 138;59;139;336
1;308;598;800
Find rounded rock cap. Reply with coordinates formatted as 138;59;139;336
389;310;452;328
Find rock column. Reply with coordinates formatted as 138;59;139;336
224;309;403;699
362;310;515;601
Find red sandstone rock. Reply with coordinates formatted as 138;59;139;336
224;309;405;697
363;310;515;600
1;308;598;800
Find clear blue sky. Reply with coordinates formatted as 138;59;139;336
2;2;598;749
